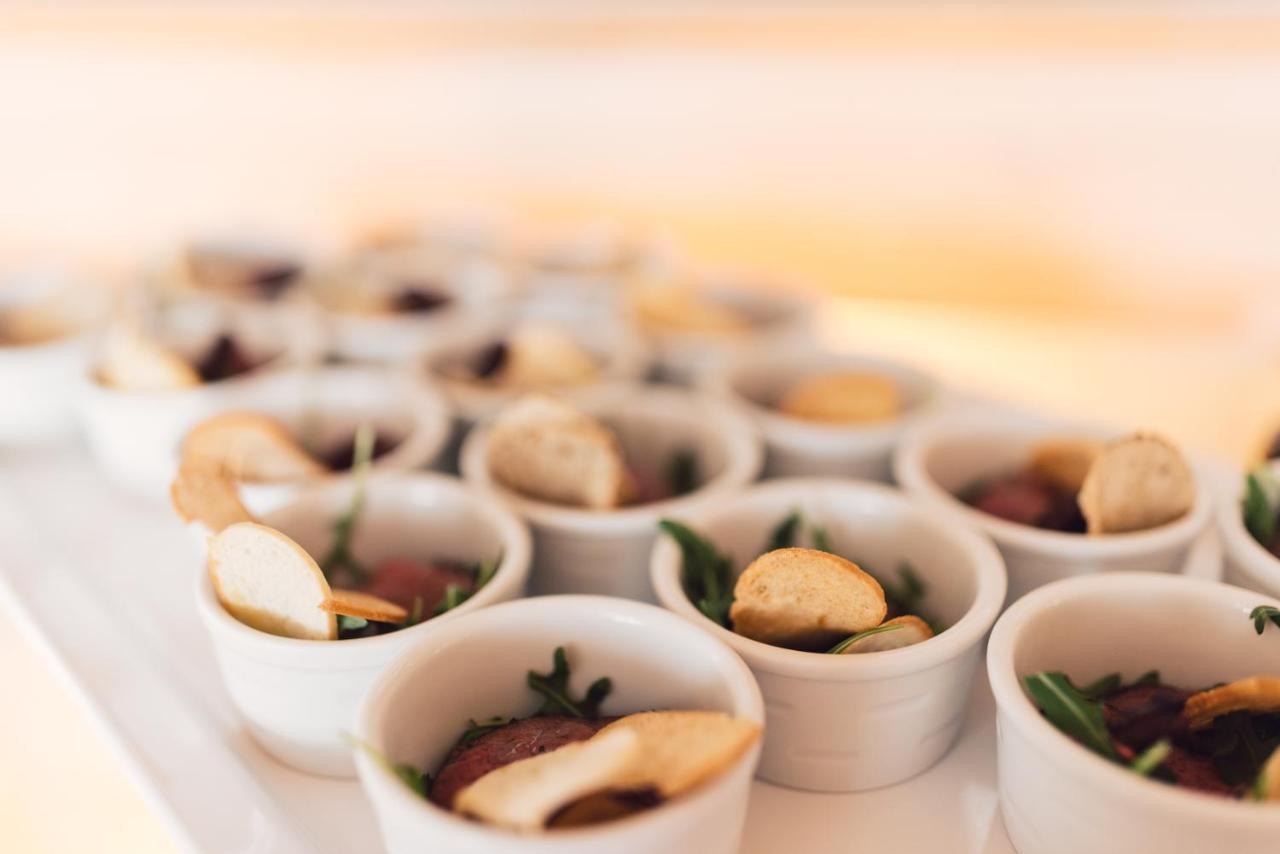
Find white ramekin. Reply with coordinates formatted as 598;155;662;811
195;472;531;777
650;477;1006;791
987;572;1280;854
632;285;813;385
77;299;323;497
355;594;764;854
893;408;1212;603
703;348;942;482
183;364;453;517
1218;458;1280;598
459;385;763;601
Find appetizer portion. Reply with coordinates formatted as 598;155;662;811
961;432;1195;535
315;248;457;317
660;511;942;654
1242;465;1280;558
96;320;263;391
173;430;499;640
777;371;902;425
181;411;401;481
454;322;600;390
366;646;759;832
485;395;701;510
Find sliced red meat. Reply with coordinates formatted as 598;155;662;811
970;475;1054;527
1103;684;1192;749
431;716;613;809
360;558;475;615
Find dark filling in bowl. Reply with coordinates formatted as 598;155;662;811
333;558;478;640
961;472;1087;533
390;285;452;314
321;431;401;471
193;334;263;383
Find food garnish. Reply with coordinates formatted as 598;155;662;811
320;424;376;583
1026;668;1280;799
1243;466;1280;556
528;646;613;719
828;615;932;654
778;371;902;424
659;519;735;627
1252;605;1280;636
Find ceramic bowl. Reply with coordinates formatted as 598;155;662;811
650;477;1006;790
987;572;1280;854
78;298;323;497
704;348;941;482
355;594;764;854
1218;458;1280;597
178;364;452;517
459;385;763;601
195;472;531;777
893;408;1212;603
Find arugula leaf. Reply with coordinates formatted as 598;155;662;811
320;423;376;582
1134;670;1161;687
433;554;503;616
1076;672;1122;701
337;615;369;632
659;519;735;628
810;525;833;554
1207;711;1280;787
1250;761;1272;801
767;510;803;551
1251;605;1280;636
665;449;700;497
1129;738;1171;777
347;735;431;799
1243;468;1279;549
827;623;904;654
1024;671;1118;761
458;716;515;745
527;646;612;719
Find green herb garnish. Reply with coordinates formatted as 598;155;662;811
1077;672;1122;701
1243;468;1279;549
337;615;369;632
767;510;803;551
1134;669;1161;687
320;423;376;583
827;623;903;654
666;449;700;497
528;646;612;719
347;735;431;799
1024;671;1118;761
1129;738;1171;777
1251;605;1280;636
434;554;502;616
659;519;735;628
810;525;833;553
458;716;515;745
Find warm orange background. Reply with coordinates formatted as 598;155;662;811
2;5;1279;852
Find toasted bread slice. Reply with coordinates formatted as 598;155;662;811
597;711;759;798
98;321;200;391
630;283;747;335
1028;438;1102;495
1077;432;1195;534
455;727;640;832
835;615;934;654
321;589;407;624
208;522;336;640
486;395;630;509
778;371;902;424
497;323;599;388
170;458;254;533
1184;676;1280;730
730;547;887;649
182;412;327;483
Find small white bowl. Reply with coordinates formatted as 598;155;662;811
893;408;1212;603
987;572;1280;854
1218;458;1280;597
182;364;452;516
704;348;941;482
77;299;323;497
195;472;531;777
354;594;764;854
318;245;513;364
650;477;1006;791
459;385;763;601
632;284;813;385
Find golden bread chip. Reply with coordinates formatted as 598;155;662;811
486;394;630;509
730;547;887;649
208;522;336;640
1;294;79;345
778;371;902;424
630;283;748;335
835;615;934;654
455;727;641;832
321;589;408;624
170;458;254;533
182;412;327;483
97;321;200;391
546;790;655;829
1077;432;1196;534
497;323;600;388
1184;676;1280;730
596;711;760;798
1261;747;1280;801
1028;438;1103;495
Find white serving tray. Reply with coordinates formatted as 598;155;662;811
0;443;1225;854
